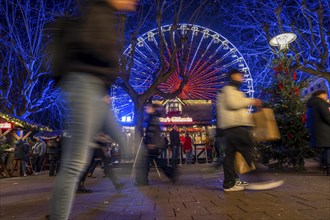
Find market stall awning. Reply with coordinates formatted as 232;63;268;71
0;112;53;132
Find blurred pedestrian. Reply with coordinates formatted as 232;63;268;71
306;90;330;175
135;104;177;186
48;0;137;219
217;69;262;192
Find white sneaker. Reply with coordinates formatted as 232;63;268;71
224;185;244;192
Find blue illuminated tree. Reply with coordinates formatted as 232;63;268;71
117;1;191;137
115;1;253;137
0;0;76;129
1;0;328;133
216;0;329;88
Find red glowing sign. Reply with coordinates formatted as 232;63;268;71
0;122;12;129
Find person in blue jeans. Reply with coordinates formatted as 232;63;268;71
48;1;137;219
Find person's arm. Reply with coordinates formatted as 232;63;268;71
223;86;260;110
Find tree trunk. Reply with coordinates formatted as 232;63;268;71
132;100;145;161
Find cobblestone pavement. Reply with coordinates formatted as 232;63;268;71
1;161;329;220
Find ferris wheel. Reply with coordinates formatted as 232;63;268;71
111;23;254;124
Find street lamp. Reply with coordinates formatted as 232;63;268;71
269;33;297;51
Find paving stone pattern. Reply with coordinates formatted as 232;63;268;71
0;162;329;220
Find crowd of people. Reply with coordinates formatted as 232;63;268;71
1;73;328;220
2;0;328;219
1;136;60;177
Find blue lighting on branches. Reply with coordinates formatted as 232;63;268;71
111;23;253;125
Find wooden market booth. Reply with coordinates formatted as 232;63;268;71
158;98;216;164
0;112;52;177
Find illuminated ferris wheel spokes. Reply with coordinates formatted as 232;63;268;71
111;23;254;124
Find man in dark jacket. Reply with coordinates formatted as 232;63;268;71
169;125;181;167
13;140;30;176
49;1;137;219
306;90;330;175
46;137;61;176
135;104;177;186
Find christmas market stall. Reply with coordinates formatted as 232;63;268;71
158;98;216;164
0;112;53;177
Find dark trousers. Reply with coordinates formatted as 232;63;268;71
88;159;102;174
223;126;253;189
321;148;330;167
171;146;180;167
49;154;60;176
213;136;226;168
160;148;167;159
33;155;42;172
49;159;60;176
136;147;176;185
79;148;118;185
103;154;117;183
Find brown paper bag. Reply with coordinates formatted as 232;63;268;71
234;151;256;174
251;108;280;142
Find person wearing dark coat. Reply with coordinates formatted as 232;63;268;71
135;104;177;186
306;90;330;175
169;125;181;167
13;140;30;176
46;137;61;176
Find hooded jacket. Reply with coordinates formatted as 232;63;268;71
306;96;330;148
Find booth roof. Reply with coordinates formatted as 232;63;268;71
0;112;53;132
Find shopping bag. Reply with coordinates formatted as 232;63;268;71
234;151;256;174
251;108;280;142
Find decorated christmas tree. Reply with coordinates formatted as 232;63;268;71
255;54;315;170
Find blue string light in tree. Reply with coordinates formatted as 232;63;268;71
111;23;254;125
